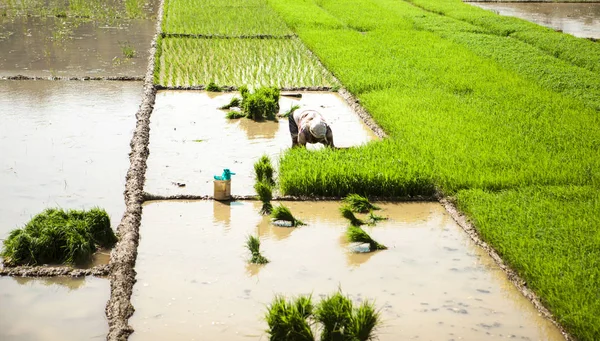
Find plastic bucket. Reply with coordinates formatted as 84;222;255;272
213;180;231;201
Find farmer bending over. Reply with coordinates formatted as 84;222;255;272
289;110;334;148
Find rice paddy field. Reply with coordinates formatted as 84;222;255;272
262;0;600;339
154;37;336;87
0;0;156;19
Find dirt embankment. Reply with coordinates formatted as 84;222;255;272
103;0;164;340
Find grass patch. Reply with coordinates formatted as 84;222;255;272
1;207;116;266
456;186;600;340
154;37;337;88
342;194;379;213
246;235;269;264
271;204;305;227
347;225;386;252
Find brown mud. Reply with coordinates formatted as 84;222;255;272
0;16;156;77
467;2;600;39
440;198;573;340
144;91;378;197
0;276;110;340
103;0;164;339
0;80;141;240
129;200;564;341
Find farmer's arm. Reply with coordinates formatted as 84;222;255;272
325;126;334;148
298;127;308;146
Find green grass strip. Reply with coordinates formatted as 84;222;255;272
155;37;336;88
456;186;600;340
162;0;291;36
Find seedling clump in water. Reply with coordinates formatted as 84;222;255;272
343;194;380;213
255;155;275;186
347;225;387;252
246;235;269;264
340;204;364;227
206;81;222;92
271;204;305;227
366;211;387;226
255;181;273;215
222;85;280;121
1;208;117;266
265;291;380;341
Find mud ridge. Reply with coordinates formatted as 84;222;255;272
1;75;144;81
142;192;435;202
440;197;572;341
0;264;109;277
155;85;335;92
160;33;295;39
338;88;387;138
103;0;164;340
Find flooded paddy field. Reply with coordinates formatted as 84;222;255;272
0;276;109;340
130;200;564;341
0;16;156;77
0;80;140;240
144;91;377;197
467;2;600;39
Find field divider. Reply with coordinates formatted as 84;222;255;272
1;75;144;81
104;0;165;339
142;192;435;202
440;197;574;341
155;85;335;91
0;264;109;277
161;32;295;39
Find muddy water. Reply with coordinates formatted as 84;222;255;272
0;276;109;340
0;81;140;241
0;16;156;77
144;91;378;197
130;201;564;341
468;2;600;39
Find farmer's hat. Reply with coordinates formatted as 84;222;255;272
309;119;327;140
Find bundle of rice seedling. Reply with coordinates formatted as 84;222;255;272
265;296;314;341
271;204;305;226
348;301;380;341
255;155;275;186
280;104;300;118
219;97;240;110
315;292;353;340
206;81;222;92
1;208;116;266
246;235;269;264
226;110;246;119
346;226;387;251
255;181;273;215
240;85;280;121
340;205;364;227
343;194;379;213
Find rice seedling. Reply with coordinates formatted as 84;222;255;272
366;212;387;226
162;0;291;36
315;292;353;341
254;155;275;186
346;226;386;252
154;37;337;88
340;205;364;227
348;301;380;341
246;235;269;264
271;204;305;227
342;194;379;213
219;97;240;110
226;111;246;119
241;85;280;121
280;104;300;118
265;295;314;341
1;207;116;266
254;181;273;215
206;81;222;92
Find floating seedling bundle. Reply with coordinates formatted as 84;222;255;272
343;194;380;213
254;155;275;214
347;225;387;252
1;207;117;266
265;291;380;341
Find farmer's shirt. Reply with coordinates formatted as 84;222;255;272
291;110;334;147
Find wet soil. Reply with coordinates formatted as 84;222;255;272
468;2;600;39
0;81;141;240
0;276;109;340
130;200;564;341
144;91;378;197
0;16;156;77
